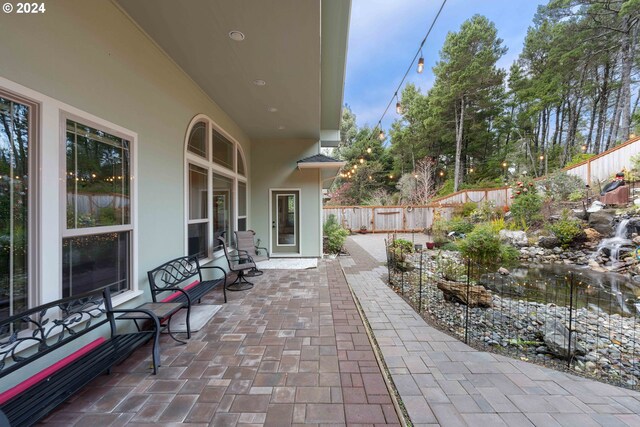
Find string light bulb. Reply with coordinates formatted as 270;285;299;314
359;158;364;164
378;129;385;141
469;168;474;173
581;145;587;151
439;171;444;177
367;147;372;154
539;155;544;161
396;101;402;115
368;175;372;180
389;174;393;179
502;162;507;168
417;55;424;74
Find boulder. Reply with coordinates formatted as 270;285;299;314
573;209;589;221
538;235;559;249
588;210;616;236
499;230;528;247
436;281;492;307
583;228;602;243
541;320;586;359
497;267;510;275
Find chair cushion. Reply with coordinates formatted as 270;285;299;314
0;337;106;405
161;280;200;302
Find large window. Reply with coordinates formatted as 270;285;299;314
185;117;247;259
0;93;34;321
63;118;133;297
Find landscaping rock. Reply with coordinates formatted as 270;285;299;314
542;319;586;359
436;281;492;307
588;210;616;236
538;236;559;249
499;230;528;247
584;228;602;243
498;267;510;275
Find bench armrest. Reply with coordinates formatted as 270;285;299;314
198;265;227;284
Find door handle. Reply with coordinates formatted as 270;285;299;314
272;221;276;228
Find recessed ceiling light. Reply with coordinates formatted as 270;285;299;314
278;125;286;130
252;79;266;86
268;107;278;113
228;30;245;41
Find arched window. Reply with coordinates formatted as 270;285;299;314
185;116;247;259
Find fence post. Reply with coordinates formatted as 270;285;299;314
465;258;471;344
401;246;405;296
385;239;391;286
419;250;423;313
567;272;575;368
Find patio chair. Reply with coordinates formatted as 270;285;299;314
218;234;255;291
234;230;269;277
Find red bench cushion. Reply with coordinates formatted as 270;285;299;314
160;280;200;302
0;337;106;405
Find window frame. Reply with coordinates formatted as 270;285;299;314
0;88;40;315
59;112;137;298
184;115;247;261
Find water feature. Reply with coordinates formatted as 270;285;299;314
594;218;634;265
479;263;640;316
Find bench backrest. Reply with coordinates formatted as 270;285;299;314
0;289;109;378
147;255;202;302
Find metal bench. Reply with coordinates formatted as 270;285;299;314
147;255;227;339
0;288;161;427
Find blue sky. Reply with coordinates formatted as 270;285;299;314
344;0;547;133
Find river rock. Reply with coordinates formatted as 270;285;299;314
498;267;510;275
584;228;602;243
538;235;559;249
542;320;586;359
588;210;616;237
499;230;528;247
436;281;492;307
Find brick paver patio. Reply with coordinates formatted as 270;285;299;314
342;235;640;427
40;260;400;426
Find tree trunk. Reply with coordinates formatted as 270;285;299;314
618;17;637;142
552;104;561;146
594;61;611;154
453;97;465;192
607;83;622;150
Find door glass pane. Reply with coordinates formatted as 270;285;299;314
277;195;296;245
238;181;246;217
66;120;130;229
188;223;208;259
212;130;233;170
62;231;129;297
189;164;208;219
0;96;30;320
212;173;234;251
187;121;207;159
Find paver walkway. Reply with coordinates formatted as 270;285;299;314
341;236;640;427
40;260;400;426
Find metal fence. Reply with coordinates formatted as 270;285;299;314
385;236;640;391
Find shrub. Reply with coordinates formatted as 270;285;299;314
457;223;516;266
490;218;506;233
568;190;585;202
547;211;585;248
388;238;415;271
440;242;459;252
389;238;414;253
447;217;475;235
453;202;478;218
436;255;466;281
509;192;543;228
540;172;585;201
323;214;349;254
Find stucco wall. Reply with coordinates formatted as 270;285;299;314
251;139;322;257
0;0;250;289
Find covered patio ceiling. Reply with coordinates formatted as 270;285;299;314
116;0;350;144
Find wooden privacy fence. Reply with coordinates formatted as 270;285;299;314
323;205;455;233
430;135;640;207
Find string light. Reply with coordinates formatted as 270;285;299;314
367;147;372;154
539;155;544;161
368;175;372;180
581;145;587;152
362;0;447;148
389;174;393;179
502;162;507;168
439;171;444;177
469;168;474;173
395;93;403;114
378;129;385;141
359;158;364;164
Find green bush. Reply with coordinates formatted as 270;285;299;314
454;202;478;218
440;242;459;252
389;238;414;253
457;224;502;265
323;214;349;254
446;217;474;235
547;211;585;248
509;192;543;228
540;172;585;201
436;255;466;281
568;190;585;202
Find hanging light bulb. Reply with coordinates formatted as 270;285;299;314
368;175;372;180
439;171;444;177
378;129;385;141
417;51;424;74
396;101;403;115
354;164;358;169
469;168;474;173
539;155;544;161
389;174;393;179
581;144;587;151
502;162;507;168
359;158;364;164
413;173;418;178
367;147;372;154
